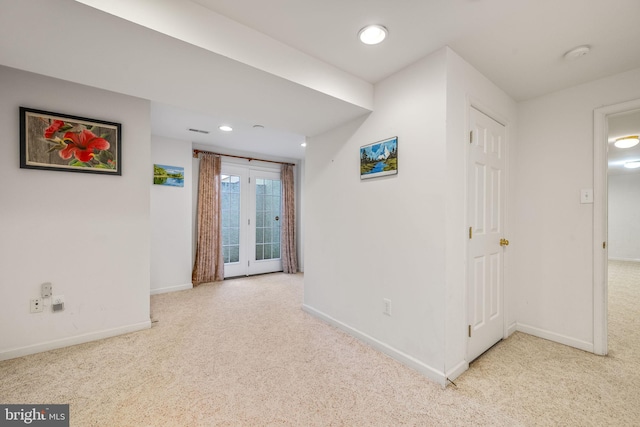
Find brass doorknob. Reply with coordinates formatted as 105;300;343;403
500;238;509;246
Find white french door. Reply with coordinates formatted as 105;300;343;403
220;164;282;278
467;107;507;362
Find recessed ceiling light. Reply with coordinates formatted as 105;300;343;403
219;125;233;132
614;135;639;149
624;160;640;169
301;142;307;147
358;25;388;45
253;124;264;129
563;45;590;61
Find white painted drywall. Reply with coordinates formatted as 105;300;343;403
74;0;373;110
444;48;517;377
0;66;151;360
608;173;640;261
151;136;193;294
0;0;370;140
304;48;450;384
513;67;640;351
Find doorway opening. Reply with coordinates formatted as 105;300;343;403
593;99;640;355
221;162;283;278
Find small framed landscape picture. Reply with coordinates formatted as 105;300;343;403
153;164;184;187
20;107;121;175
360;136;398;179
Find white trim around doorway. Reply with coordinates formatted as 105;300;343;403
593;97;640;356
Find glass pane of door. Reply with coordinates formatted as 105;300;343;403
221;174;241;264
248;170;282;275
255;177;281;262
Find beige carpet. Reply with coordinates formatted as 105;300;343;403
1;263;638;426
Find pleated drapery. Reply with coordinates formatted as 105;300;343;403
192;154;225;285
281;164;298;274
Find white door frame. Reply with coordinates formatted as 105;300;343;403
593;97;640;356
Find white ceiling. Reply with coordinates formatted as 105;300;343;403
2;0;640;161
192;0;640;101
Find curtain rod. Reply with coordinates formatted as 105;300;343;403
192;149;295;166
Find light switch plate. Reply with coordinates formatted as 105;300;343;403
580;189;593;204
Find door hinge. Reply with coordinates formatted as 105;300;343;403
248;177;251;183
469;227;472;239
469;130;473;144
248;219;250;225
468;325;472;337
603;241;606;249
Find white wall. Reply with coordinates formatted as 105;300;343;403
513;67;640;351
304;48;450;383
303;47;517;384
0;66;151;360
608;173;640;261
444;48;517;377
151;136;193;294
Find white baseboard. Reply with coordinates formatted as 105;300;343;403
445;360;468;383
507;321;517;337
0;321;151;361
516;323;594;353
608;257;640;263
150;282;193;295
302;304;447;386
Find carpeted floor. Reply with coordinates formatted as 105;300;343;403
0;262;638;426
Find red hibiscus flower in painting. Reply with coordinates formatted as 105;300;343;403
59;129;110;163
44;120;65;138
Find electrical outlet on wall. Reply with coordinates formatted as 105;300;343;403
383;298;392;316
30;298;44;313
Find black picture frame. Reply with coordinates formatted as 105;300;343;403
20;107;121;176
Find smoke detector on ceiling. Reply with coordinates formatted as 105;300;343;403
563;45;590;61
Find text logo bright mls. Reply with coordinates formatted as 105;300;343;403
1;405;68;426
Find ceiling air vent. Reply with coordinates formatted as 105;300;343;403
188;128;210;134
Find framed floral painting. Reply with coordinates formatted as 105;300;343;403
20;107;121;175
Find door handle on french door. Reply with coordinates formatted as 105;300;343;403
500;238;509;246
275;216;280;221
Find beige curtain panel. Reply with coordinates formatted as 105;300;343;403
281;164;298;274
192;154;225;285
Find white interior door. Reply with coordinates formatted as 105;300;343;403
467;107;507;362
220;164;282;278
248;170;282;275
221;165;248;278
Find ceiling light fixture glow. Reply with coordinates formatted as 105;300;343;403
614;135;639;149
219;125;233;132
301;142;307;147
358;25;388;45
624;160;640;169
